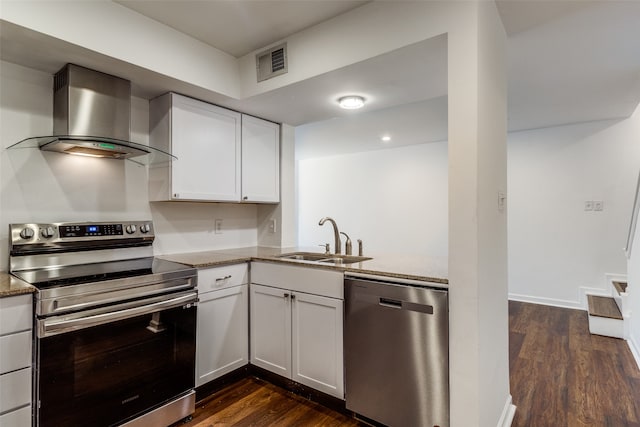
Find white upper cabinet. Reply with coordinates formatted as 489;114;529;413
241;115;280;203
149;93;241;202
149;93;280;203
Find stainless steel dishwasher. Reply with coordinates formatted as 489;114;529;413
344;273;449;427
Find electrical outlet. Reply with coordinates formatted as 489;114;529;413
214;219;223;234
268;218;277;233
584;201;594;211
594;200;604;211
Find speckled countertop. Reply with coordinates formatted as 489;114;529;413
159;246;448;285
0;272;36;297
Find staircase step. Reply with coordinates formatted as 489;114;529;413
588;295;623;320
613;280;628;294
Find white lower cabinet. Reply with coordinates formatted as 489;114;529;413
196;264;249;387
291;291;343;397
0;294;32;427
250;284;292;378
250;281;344;399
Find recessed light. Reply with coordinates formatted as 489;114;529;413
381;135;391;142
338;95;365;110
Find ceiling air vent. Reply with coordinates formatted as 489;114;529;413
256;43;288;82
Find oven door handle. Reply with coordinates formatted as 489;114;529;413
38;291;197;338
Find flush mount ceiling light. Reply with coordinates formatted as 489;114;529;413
381;135;391;142
338;95;365;110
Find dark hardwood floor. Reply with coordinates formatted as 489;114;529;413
509;301;640;427
181;376;362;427
180;301;640;426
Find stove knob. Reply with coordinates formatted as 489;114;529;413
126;224;137;234
41;226;55;238
19;227;35;239
140;224;151;234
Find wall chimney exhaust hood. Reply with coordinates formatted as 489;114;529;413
8;64;175;165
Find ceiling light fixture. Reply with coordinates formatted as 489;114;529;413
381;135;391;142
338;95;365;110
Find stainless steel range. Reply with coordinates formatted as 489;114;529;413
9;220;198;427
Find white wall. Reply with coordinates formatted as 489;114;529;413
0;61;259;268
508;107;640;308
628;208;640;364
297;141;448;256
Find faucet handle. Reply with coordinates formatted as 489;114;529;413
357;239;363;256
318;243;330;254
340;232;352;255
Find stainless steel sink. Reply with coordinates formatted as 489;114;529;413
277;252;372;265
316;256;372;265
277;252;332;262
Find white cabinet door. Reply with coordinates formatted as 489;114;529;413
171;94;241;201
0;404;31;426
241;115;280;203
0;368;31;414
0;295;31;335
196;284;248;386
250;284;291;377
291;292;344;398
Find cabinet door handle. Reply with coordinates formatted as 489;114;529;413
215;275;232;282
291;294;296;300
283;293;290;299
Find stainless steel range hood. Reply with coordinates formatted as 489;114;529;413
9;64;174;164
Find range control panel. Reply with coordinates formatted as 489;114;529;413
60;223;124;238
10;221;154;245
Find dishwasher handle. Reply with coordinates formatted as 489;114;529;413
379;297;402;309
352;292;435;315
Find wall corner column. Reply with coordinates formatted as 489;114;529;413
448;2;512;426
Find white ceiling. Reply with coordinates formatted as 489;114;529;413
2;1;639;159
114;0;370;58
109;0;640;158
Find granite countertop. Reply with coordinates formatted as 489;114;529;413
0;272;36;297
159;246;448;285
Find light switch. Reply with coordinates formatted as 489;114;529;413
215;219;223;234
584;201;594;211
594;201;604;211
269;218;277;233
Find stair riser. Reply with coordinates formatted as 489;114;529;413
588;314;626;339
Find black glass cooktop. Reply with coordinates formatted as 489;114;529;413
12;257;193;289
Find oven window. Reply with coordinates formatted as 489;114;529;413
37;305;196;427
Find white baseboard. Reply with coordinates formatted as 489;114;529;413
604;272;628;285
497;394;516;427
629;336;640;371
508;293;583;310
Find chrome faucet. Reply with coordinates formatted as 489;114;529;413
318;217;341;254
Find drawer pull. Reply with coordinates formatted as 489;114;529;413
215;275;232;283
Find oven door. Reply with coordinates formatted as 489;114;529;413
35;291;197;427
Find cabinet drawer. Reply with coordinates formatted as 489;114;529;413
198;263;249;293
0;331;31;374
251;262;343;299
0;367;31;413
0;404;31;427
0;295;32;335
